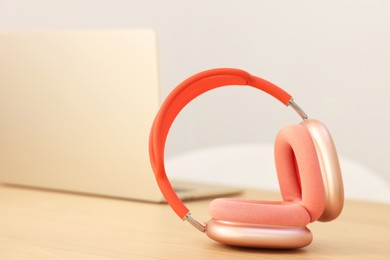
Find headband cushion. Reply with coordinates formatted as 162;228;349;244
274;124;325;222
209;198;310;226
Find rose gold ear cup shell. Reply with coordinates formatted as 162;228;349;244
205;219;313;249
301;119;344;222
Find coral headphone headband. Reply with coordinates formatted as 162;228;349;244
149;68;308;232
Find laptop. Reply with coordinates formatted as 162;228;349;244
0;29;240;202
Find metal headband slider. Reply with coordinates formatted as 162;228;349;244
184;212;206;232
288;98;308;120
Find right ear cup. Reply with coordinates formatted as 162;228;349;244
209;124;325;226
274;124;325;222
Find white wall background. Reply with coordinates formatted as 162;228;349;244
1;0;390;186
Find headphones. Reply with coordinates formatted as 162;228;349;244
149;68;344;249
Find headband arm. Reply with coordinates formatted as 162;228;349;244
149;68;307;231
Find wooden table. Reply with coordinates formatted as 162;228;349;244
1;184;389;259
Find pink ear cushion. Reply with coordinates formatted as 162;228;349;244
208;125;325;226
274;125;325;222
209;198;310;226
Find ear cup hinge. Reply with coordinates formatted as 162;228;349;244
184;212;206;232
288;99;308;120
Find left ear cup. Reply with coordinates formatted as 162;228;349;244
207;198;314;248
209;198;311;226
274;124;325;222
